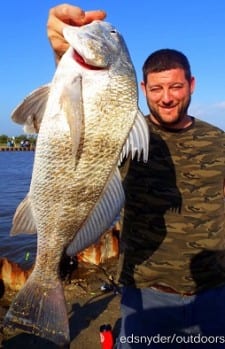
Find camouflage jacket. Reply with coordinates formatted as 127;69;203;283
117;117;225;294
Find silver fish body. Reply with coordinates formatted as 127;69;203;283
3;21;149;345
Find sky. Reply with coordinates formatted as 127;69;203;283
1;0;225;136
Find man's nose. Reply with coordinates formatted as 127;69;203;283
161;89;173;103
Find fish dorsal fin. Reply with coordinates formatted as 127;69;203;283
10;194;37;235
118;110;149;165
66;167;124;256
11;84;50;134
60;77;83;163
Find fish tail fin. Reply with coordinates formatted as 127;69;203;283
3;276;70;346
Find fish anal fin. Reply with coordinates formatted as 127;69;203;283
10;195;37;235
66;167;124;256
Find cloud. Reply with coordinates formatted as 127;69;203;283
190;101;225;130
213;101;225;109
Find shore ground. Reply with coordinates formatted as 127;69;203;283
0;259;121;348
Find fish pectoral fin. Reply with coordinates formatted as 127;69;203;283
118;109;150;165
10;194;37;235
11;84;50;134
60;77;83;164
66;167;124;256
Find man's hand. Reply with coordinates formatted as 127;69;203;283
47;4;106;63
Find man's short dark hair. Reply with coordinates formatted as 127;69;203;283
142;49;192;84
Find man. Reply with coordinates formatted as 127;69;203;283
47;5;225;348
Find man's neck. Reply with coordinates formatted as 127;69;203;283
149;114;194;130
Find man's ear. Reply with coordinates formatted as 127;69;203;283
190;76;195;94
140;81;147;96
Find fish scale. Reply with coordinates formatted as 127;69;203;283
3;20;150;345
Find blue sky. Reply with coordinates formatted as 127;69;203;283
1;0;225;136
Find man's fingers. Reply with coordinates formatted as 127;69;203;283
84;10;107;24
49;4;85;25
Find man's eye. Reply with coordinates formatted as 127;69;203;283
150;88;161;92
172;85;183;89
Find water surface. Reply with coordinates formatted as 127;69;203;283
0;151;36;269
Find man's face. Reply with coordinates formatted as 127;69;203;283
141;68;195;128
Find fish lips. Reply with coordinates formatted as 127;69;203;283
72;49;106;70
63;25;109;70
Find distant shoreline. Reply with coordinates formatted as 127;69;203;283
0;146;35;152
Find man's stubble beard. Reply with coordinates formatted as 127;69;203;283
148;95;192;127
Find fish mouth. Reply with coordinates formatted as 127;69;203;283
73;50;104;70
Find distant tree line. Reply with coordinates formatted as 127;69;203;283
0;134;37;146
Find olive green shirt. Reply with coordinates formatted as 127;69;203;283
118;117;225;294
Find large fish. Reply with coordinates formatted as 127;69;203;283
3;20;149;345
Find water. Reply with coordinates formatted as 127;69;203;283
0;151;37;269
